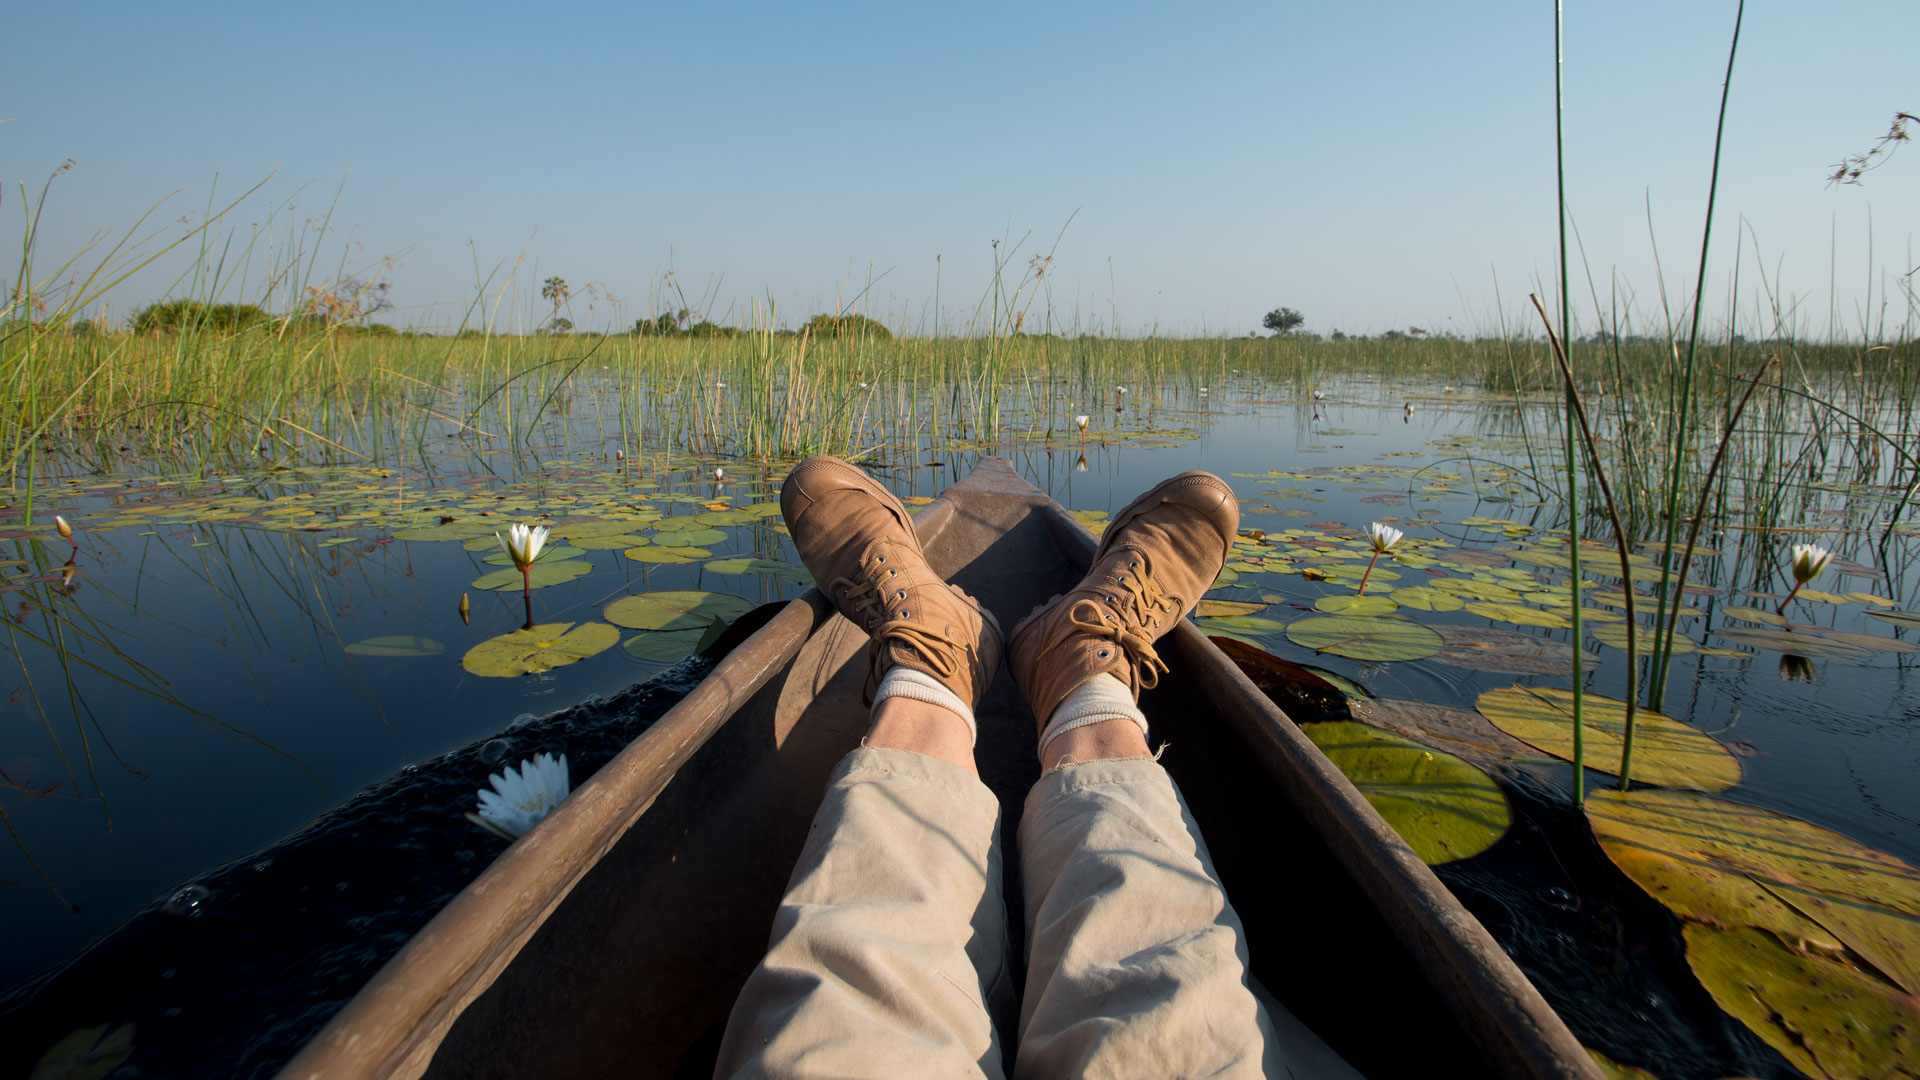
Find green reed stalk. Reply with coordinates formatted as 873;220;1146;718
1553;0;1586;803
1649;0;1745;711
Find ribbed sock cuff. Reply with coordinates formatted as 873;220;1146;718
872;666;978;744
1037;673;1148;755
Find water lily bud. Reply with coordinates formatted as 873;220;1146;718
1074;415;1090;432
1789;543;1833;584
54;515;73;539
459;592;471;625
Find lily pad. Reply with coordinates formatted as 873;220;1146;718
1302;721;1511;865
624;545;711;564
1721;605;1787;627
571;533;652;550
461;622;619;677
343;635;445;657
703;557;813;584
1587;788;1920;997
1210;636;1352;723
1285;615;1444;662
1589;621;1697;656
30;1023;135;1080
1196;599;1266;617
1710;627;1874;660
1464;601;1573;629
1315;594;1399;616
1683;923;1919;1080
604;590;754;631
1430;625;1598;675
1197;615;1292;634
483;545;585;566
655;527;728;547
1866;610;1920;630
471;559;592;591
1475;686;1741;792
622;617;729;662
1386;585;1464;612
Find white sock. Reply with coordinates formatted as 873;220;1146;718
872;666;978;744
1037;673;1148;756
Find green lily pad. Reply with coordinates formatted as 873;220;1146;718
1196;599;1266;617
1464;601;1573;629
1722;605;1787;627
1386;585;1465;612
1198;615;1292;634
1210;567;1241;588
471;559;593;591
1316;594;1399;616
624;545;711;564
1587;788;1920;998
30;1022;135;1080
1866;610;1920;630
1302;721;1510;865
1710;627;1874;659
693;510;754;526
1430;625;1598;675
570;533;652;550
651;517;715;533
1682;923;1919;1080
343;635;445;657
461;621;619;677
1285;616;1444;662
1816;631;1919;653
604;590;754;631
622;617;729;662
655;527;727;547
703;557;813;584
1476;686;1741;792
483;545;585;566
1589;621;1697;656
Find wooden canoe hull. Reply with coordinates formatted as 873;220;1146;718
283;458;1597;1080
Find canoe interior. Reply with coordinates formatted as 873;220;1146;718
410;459;1493;1078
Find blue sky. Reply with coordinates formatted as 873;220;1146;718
5;1;1915;337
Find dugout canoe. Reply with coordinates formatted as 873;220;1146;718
282;456;1599;1080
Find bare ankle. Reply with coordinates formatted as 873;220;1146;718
1040;718;1151;771
867;696;979;775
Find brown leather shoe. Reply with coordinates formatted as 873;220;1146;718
1009;470;1239;727
781;456;1002;707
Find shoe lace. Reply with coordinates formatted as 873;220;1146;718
1037;552;1180;694
862;618;965;702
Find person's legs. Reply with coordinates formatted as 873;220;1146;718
1009;472;1284;1078
715;458;1013;1080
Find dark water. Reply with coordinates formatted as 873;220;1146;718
2;380;1914;1077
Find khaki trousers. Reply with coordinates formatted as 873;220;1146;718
714;747;1289;1078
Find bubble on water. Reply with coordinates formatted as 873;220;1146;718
252;858;274;872
401;763;422;775
1544;886;1576;911
507;712;538;732
479;738;513;765
164;884;211;917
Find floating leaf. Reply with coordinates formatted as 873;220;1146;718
1816;631;1918;654
1197;615;1291;634
461;622;618;677
1349;698;1551;781
1589;621;1697;656
1710;627;1873;659
703;557;813;584
1315;594;1398;616
483;545;585;566
1196;599;1265;617
1721;605;1787;627
1285;615;1444;662
1866;610;1920;630
1305;666;1372;699
30;1023;135;1080
1430;625;1598;675
1475;686;1740;792
604;590;754;631
571;533;651;550
1302;721;1510;865
1210;636;1351;723
622;619;726;662
1386;585;1464;612
471;559;592;591
1846;592;1895;608
1464;601;1573;629
343;635;445;657
1210;567;1241;588
650;517;715;533
657;527;727;547
1586;1049;1660;1080
1587;788;1920;997
1682;923;1918;1080
624;545;711;564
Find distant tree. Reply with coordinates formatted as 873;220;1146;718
800;312;894;340
1261;307;1305;335
1330;329;1348;342
549;317;574;333
132;300;272;334
541;276;570;328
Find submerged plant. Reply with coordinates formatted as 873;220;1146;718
466;752;571;841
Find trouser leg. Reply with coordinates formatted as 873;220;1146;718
1015;756;1282;1079
715;746;1016;1080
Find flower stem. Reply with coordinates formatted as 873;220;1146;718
1356;552;1380;596
1776;581;1802;616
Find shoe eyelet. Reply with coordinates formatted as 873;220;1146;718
895;590;905;600
1105;594;1117;605
877;555;886;564
1096;649;1111;659
888;568;897;577
1116;574;1127;584
900;609;910;618
1128;559;1139;569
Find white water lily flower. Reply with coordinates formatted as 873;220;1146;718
496;523;550;572
1366;523;1405;553
467;752;571;841
54;515;73;539
1789;543;1834;584
1312;390;1326;401
1116;385;1128;394
713;467;726;481
1074;415;1090;431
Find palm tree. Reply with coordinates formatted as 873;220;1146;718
541;276;570;329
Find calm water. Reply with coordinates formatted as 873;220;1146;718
3;377;1915;1075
